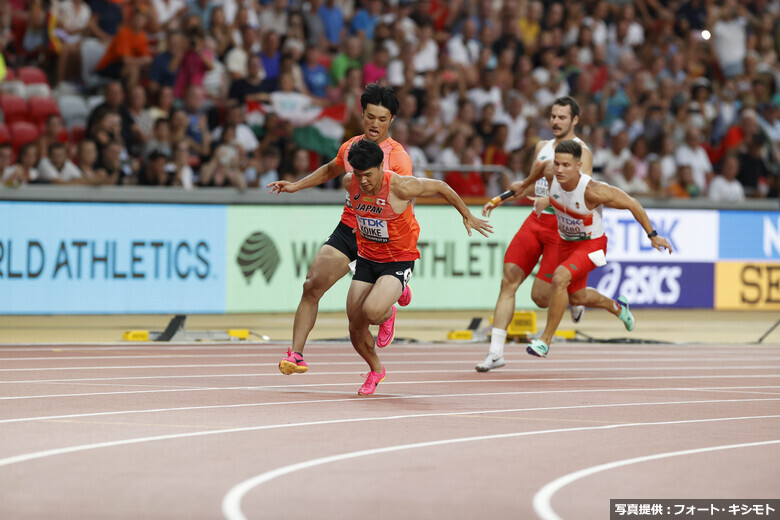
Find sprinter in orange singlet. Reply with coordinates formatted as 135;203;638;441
267;84;413;376
275;139;493;395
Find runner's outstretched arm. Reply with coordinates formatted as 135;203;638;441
586;181;673;254
267;160;345;194
393;176;494;237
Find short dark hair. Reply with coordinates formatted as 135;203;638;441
348;139;384;171
552;96;580;119
360;83;400;116
555;139;582;159
48;142;66;155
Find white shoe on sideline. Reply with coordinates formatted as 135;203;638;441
570;305;585;324
475;354;506;372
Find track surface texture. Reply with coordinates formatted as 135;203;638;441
1;339;778;520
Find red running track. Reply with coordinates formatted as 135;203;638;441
0;341;779;519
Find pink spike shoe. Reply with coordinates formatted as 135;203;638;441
358;365;386;396
376;305;396;348
278;350;308;375
397;285;412;307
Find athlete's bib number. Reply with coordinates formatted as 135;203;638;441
356;215;389;243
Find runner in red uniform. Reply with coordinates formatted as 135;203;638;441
522;140;673;358
267;84;413;375
475;97;593;372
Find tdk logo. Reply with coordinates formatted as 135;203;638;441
357;217;386;227
237;232;281;284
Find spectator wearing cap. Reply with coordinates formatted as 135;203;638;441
709;153;745;202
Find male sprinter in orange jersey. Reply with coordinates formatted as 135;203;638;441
267;84;413;375
277;139;493;395
475;96;593;372
523;140;672;358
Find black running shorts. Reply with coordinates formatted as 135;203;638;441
324;221;359;262
353;257;415;288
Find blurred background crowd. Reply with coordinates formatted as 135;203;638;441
1;0;779;202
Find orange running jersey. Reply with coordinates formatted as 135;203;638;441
348;170;420;262
335;135;413;228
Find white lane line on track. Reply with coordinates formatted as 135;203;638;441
219;418;780;520
1;405;778;472
2;390;779;425
0;344;771;353
533;440;780;520
4;364;779;383
5;353;779;363
3;374;780;400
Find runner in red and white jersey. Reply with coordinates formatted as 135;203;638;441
525;140;672;359
475;97;593;372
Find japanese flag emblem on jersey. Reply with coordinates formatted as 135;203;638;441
376;198;387;206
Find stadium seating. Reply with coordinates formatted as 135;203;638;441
28;96;60;126
18;66;48;85
23;83;52;99
57;95;90;130
9;121;40;151
0;94;29;125
0;122;10;143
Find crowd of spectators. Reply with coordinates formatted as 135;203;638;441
1;0;779;202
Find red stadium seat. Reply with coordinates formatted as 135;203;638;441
17;66;48;85
28;96;60;126
0;122;10;143
9;121;40;152
0;94;29;125
69;125;86;143
4;68;15;82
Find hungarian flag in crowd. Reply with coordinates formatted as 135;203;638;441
246;97;347;158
